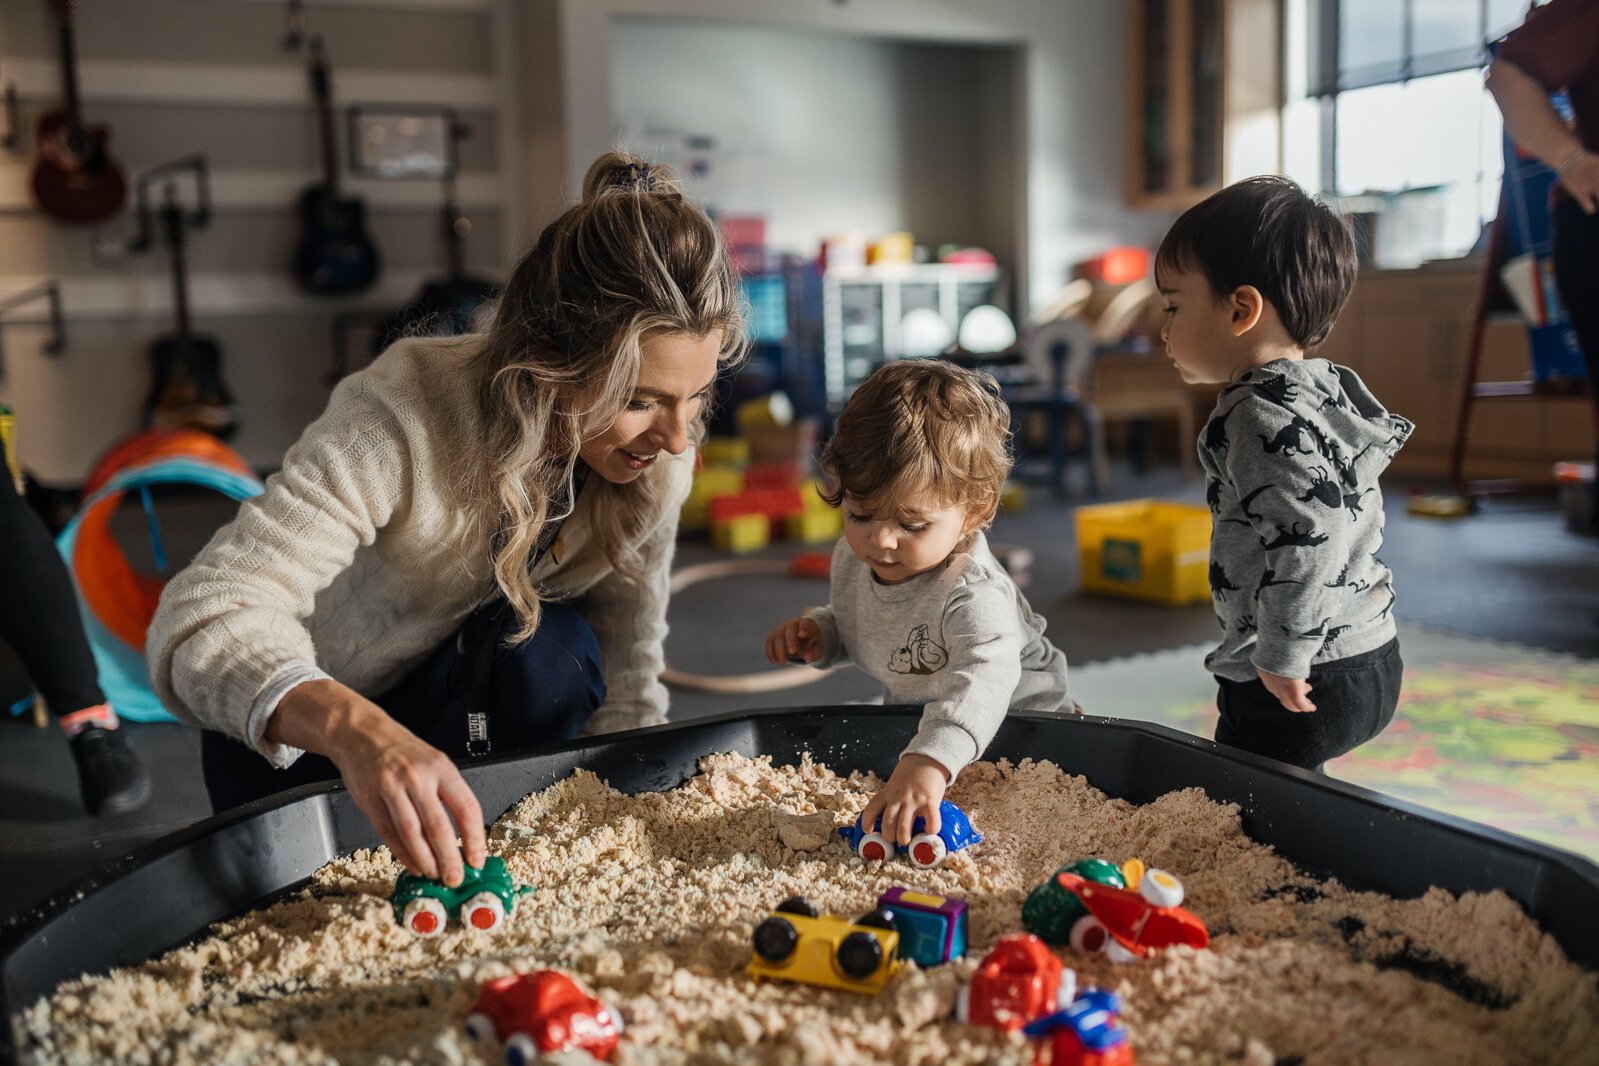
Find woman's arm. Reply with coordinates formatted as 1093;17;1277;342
1488;58;1599;213
267;679;486;885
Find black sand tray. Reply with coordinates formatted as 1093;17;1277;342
5;707;1598;1059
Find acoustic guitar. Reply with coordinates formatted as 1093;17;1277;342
292;36;379;295
143;174;238;440
31;0;127;224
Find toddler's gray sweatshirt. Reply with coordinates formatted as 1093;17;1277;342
1199;358;1413;682
806;532;1070;779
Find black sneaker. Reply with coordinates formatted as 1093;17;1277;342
70;726;152;816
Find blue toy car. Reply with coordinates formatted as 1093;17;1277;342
839;800;982;868
1022;988;1133;1066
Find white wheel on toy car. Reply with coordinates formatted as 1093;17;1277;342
1068;914;1109;954
908;833;947;869
856;831;892;862
1104;939;1140;965
502;1031;539;1066
464;1012;498;1043
953;982;971;1023
1138;868;1185;908
402;896;448;938
1055;967;1078;1010
462;891;506;933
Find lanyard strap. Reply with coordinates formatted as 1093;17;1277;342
460;463;589;757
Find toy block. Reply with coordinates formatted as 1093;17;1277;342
700;438;750;468
878;887;968;967
711;488;806;537
744;460;800;491
1001;481;1027;514
798;477;833;512
711;512;769;554
786;507;842;544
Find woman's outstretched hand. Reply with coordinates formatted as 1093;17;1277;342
267;679;487;885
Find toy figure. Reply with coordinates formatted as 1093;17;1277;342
391;855;533;937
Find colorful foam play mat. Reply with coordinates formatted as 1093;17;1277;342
1070;625;1599;863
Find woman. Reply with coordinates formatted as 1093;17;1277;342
1488;0;1599;522
147;153;746;887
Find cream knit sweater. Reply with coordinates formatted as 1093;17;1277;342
146;337;692;768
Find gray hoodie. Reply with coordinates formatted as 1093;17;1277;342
1198;358;1413;682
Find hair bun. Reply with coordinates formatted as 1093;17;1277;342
581;151;680;200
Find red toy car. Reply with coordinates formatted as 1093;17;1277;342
954;933;1078;1031
1054;871;1209;961
465;970;623;1064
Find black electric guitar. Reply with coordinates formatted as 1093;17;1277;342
144;181;237;439
292;36;378;295
31;0;127;224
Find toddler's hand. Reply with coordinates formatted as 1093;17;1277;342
858;754;949;846
1258;668;1316;713
765;617;822;665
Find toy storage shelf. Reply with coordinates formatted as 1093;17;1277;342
5;705;1597;1057
819;263;999;412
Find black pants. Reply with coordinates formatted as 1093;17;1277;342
1214;637;1402;772
202;598;607;812
1552;196;1599;522
0;435;105;716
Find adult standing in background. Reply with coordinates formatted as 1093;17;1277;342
147;153;746;887
1488;0;1599;523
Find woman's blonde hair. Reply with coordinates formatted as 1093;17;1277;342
470;152;747;640
819;360;1013;548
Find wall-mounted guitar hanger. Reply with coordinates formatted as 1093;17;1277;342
0;282;66;383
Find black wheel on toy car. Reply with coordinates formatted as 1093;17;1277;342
853;907;897;931
753;916;800;963
775;896;820;918
837;931;884;978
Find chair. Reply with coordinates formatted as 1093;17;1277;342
1002;316;1109;496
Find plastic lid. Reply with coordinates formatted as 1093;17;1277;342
1554;461;1595;483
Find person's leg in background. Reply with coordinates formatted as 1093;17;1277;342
1551;197;1599;526
201;599;605;814
0;435;150;815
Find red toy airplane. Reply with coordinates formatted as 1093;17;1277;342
1054;873;1209;957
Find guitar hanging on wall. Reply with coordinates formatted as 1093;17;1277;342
293;35;379;295
31;0;127;224
136;158;238;440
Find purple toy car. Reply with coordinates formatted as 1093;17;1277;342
840;800;982;868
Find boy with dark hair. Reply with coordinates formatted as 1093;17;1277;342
1156;176;1413;771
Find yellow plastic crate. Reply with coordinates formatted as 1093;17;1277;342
1075;499;1212;605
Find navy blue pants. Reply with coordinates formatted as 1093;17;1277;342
1214;637;1402;773
202;599;606;812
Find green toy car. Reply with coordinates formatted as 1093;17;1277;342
1022;858;1125;949
391;856;533;938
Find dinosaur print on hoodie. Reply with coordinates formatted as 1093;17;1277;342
1198;358;1413;682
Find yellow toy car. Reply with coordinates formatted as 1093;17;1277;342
747;896;901;995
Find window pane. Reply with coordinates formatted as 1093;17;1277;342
1339;0;1404;86
1412;0;1482;66
1486;0;1532;42
1336;70;1502;261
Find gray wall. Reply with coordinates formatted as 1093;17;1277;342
611;20;1019;275
0;0;522;482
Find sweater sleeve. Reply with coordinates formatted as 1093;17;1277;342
1221;396;1354;679
901;579;1024;780
804;538;855;669
146;376;412;766
574;457;692;735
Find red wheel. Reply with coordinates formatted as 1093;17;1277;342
1069;914;1108;954
909;833;946;869
857;831;891;861
402;897;448;938
462;892;506;933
